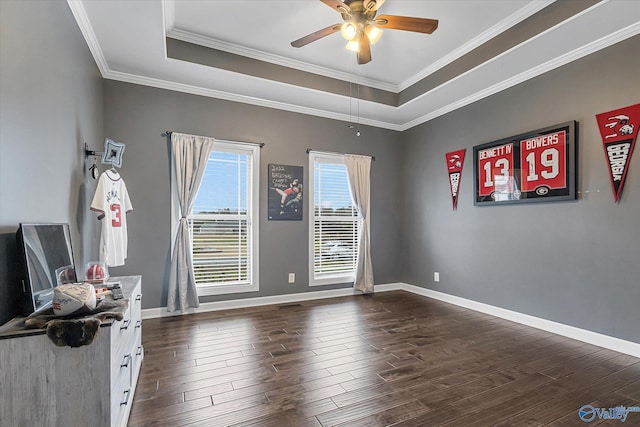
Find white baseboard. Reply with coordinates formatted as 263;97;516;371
142;281;640;358
141;283;404;320
400;283;640;358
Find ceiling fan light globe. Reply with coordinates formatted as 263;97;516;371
346;40;360;52
364;25;383;44
341;22;358;40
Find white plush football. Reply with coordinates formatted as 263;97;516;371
53;283;96;316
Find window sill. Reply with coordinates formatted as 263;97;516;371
196;283;259;296
309;274;355;287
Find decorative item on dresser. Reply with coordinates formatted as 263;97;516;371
0;276;143;427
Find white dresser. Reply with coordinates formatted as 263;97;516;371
0;275;143;427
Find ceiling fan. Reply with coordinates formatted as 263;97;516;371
291;0;438;65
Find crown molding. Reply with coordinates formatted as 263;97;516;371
166;28;399;93
162;0;175;34
165;1;556;95
66;0;401;130
66;0;109;77
102;69;403;131
161;0;174;59
398;19;640;131
78;16;640;134
398;0;605;102
68;0;639;133
397;0;556;91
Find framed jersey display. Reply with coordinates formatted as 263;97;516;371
473;121;577;206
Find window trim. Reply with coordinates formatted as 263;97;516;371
172;139;260;297
308;152;359;287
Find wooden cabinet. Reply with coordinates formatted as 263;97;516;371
0;276;143;427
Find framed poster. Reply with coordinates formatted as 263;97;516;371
473;121;577;206
268;164;303;220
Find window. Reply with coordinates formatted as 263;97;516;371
187;141;259;296
309;152;360;286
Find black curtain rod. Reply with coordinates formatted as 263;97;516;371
162;131;265;147
306;148;375;161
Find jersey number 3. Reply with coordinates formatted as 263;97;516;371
111;204;122;227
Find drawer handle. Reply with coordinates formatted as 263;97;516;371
136;346;143;356
135;294;142;302
120;389;130;406
121;353;131;368
135;320;141;329
120;320;131;330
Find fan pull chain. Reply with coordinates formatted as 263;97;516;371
356;83;361;137
349;80;353;126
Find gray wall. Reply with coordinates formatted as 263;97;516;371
400;34;640;343
2;0;639;349
102;81;403;309
0;0;103;324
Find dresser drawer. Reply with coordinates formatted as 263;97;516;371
106;278;143;427
131;291;142;311
110;319;136;375
111;369;133;427
132;335;144;385
109;282;142;378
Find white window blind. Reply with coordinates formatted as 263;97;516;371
309;153;360;286
188;141;259;295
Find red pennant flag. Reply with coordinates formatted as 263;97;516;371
596;103;640;203
445;149;466;210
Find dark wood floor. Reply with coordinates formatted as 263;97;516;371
129;291;640;426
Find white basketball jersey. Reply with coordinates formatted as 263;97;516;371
90;170;133;267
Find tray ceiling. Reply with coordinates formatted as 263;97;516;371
69;0;640;131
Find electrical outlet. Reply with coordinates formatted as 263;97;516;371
434;272;440;282
288;273;295;284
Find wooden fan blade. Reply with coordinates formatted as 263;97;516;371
291;23;342;48
364;0;385;12
357;35;371;65
320;0;351;15
375;15;439;34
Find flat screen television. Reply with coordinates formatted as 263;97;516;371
16;223;77;316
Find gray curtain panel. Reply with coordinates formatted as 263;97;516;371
167;132;215;312
344;154;374;293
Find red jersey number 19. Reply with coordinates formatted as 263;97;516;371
520;131;566;192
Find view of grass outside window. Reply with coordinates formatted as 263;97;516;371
310;153;360;286
187;142;259;295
